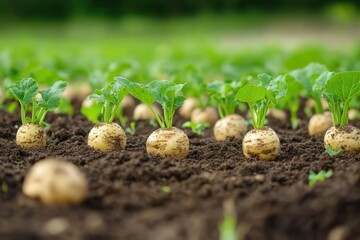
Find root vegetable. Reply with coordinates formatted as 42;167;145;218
146;127;189;158
308;112;333;135
16;124;46;148
120;95;136;109
133;103;161;121
88;123;126;151
23;158;88;205
267;108;287;123
116;78;189;158
179;98;198;119
324;125;360;153
191;107;219;127
213;114;247;141
242;127;280;161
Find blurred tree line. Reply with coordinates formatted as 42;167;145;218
0;0;359;19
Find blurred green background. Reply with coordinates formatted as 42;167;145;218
0;0;359;84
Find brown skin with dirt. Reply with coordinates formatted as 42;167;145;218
1;108;360;240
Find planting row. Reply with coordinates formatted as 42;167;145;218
5;66;360;160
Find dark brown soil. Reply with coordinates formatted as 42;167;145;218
1;109;360;240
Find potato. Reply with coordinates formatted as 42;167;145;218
324;125;360;153
242;127;280;161
179;98;198;119
191;107;219;127
213;114;247;141
88;123;126;151
23;158;88;205
308;112;333;136
16;124;46;148
146;127;189;158
133;103;161;121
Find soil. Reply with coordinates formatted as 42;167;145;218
1;107;360;240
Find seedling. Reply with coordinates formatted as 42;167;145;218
291;63;332;135
325;146;343;156
125;122;136;135
236;74;288;160
87;81;127;151
9;78;67;148
115;77;189;158
308;170;333;186
162;186;172;193
182;121;209;136
313;71;360;153
207;80;247;141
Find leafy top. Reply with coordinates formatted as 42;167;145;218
115;77;185;128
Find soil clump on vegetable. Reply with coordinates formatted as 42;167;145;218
1;110;360;239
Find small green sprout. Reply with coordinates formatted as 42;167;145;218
220;215;238;240
308;170;333;186
182;121;209;136
325;146;343;156
1;181;8;193
149;119;158;128
162;186;172;193
125;122;136;135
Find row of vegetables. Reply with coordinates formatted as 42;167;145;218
5;63;360;159
2;62;360;206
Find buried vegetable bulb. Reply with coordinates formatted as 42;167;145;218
313;71;360;153
116;77;189;158
86;81;127;151
207;80;247;141
308;112;333;136
9;78;67;148
23;158;88;205
237;74;289;160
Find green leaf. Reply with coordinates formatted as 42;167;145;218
258;73;273;86
267;74;289;101
9;77;38;107
325;146;343;156
325;72;360;102
236;85;266;103
39;81;67;111
313;72;335;94
182;121;209;135
115;77;154;105
308;170;333;186
291;63;328;94
81;102;102;124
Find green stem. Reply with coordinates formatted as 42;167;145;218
38;110;48;126
31;98;37;123
20;103;27;125
103;100;111;123
314;98;323;114
340;101;349;126
148;105;165;128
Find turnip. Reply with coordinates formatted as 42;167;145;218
133;103;161;121
116;77;189;158
86;81;127;151
313;71;360;153
9;78;67;148
179;97;198;119
23;158;88;205
237;73;289;160
290;63;332;134
308;112;333;136
207;80;247;141
191;107;219;127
